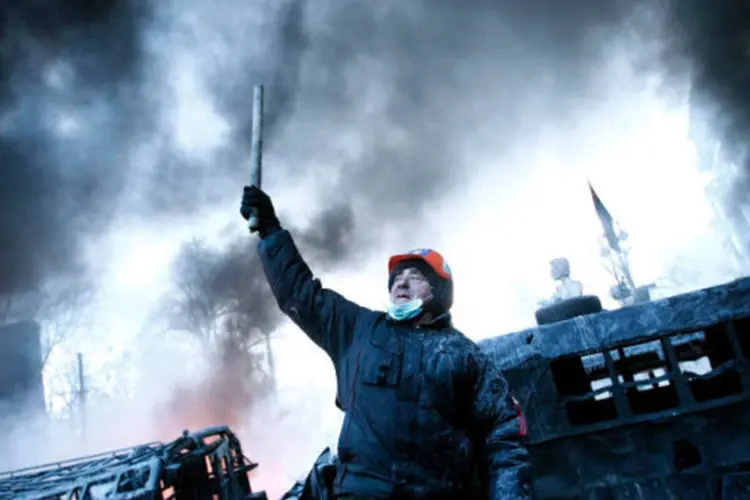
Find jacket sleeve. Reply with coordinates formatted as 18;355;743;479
257;228;363;363
466;349;533;499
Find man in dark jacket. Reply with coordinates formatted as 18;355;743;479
241;186;532;499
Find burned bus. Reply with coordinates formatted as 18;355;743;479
481;276;750;498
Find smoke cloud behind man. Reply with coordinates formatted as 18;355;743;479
1;0;749;495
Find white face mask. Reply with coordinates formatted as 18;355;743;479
387;298;424;322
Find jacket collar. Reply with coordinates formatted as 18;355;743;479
421;311;453;330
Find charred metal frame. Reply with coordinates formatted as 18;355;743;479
0;425;268;500
480;277;750;499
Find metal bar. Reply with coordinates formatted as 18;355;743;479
724;320;750;395
247;84;264;233
560;372;675;403
603;349;632;418
660;336;695;406
535;394;749;445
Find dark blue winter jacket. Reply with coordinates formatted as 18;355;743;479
258;229;532;499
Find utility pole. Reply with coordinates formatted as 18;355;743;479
76;352;87;439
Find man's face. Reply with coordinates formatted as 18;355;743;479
389;266;433;305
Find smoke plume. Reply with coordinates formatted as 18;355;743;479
8;0;750;494
0;1;154;295
247;0;644;225
3;0;748;309
0;0;653;297
668;1;750;167
149;2;656;492
659;0;750;253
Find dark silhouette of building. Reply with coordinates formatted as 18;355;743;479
0;320;45;421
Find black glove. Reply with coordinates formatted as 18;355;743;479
240;185;281;238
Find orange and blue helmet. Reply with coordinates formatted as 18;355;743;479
388;248;454;311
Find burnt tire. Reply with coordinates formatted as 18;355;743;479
535;295;603;325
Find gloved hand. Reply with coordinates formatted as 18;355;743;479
240;185;281;238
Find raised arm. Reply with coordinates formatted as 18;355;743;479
241;186;362;362
465;348;533;499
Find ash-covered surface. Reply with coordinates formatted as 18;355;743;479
480;277;750;369
479;277;750;498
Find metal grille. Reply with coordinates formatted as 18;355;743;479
550;317;750;433
0;425;266;500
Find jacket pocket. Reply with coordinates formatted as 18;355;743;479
360;328;403;387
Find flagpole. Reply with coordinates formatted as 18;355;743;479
589;181;639;303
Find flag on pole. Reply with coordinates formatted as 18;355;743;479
589;181;621;251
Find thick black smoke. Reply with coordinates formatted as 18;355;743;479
0;0;650;295
0;0;153;295
158;0;651;379
662;0;750;253
138;0;310;214
238;0;642;220
8;0;749;303
0;0;672;335
152;3;666;481
671;1;750;166
0;1;311;297
161;204;354;349
158;0;649;299
157;204;354;429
